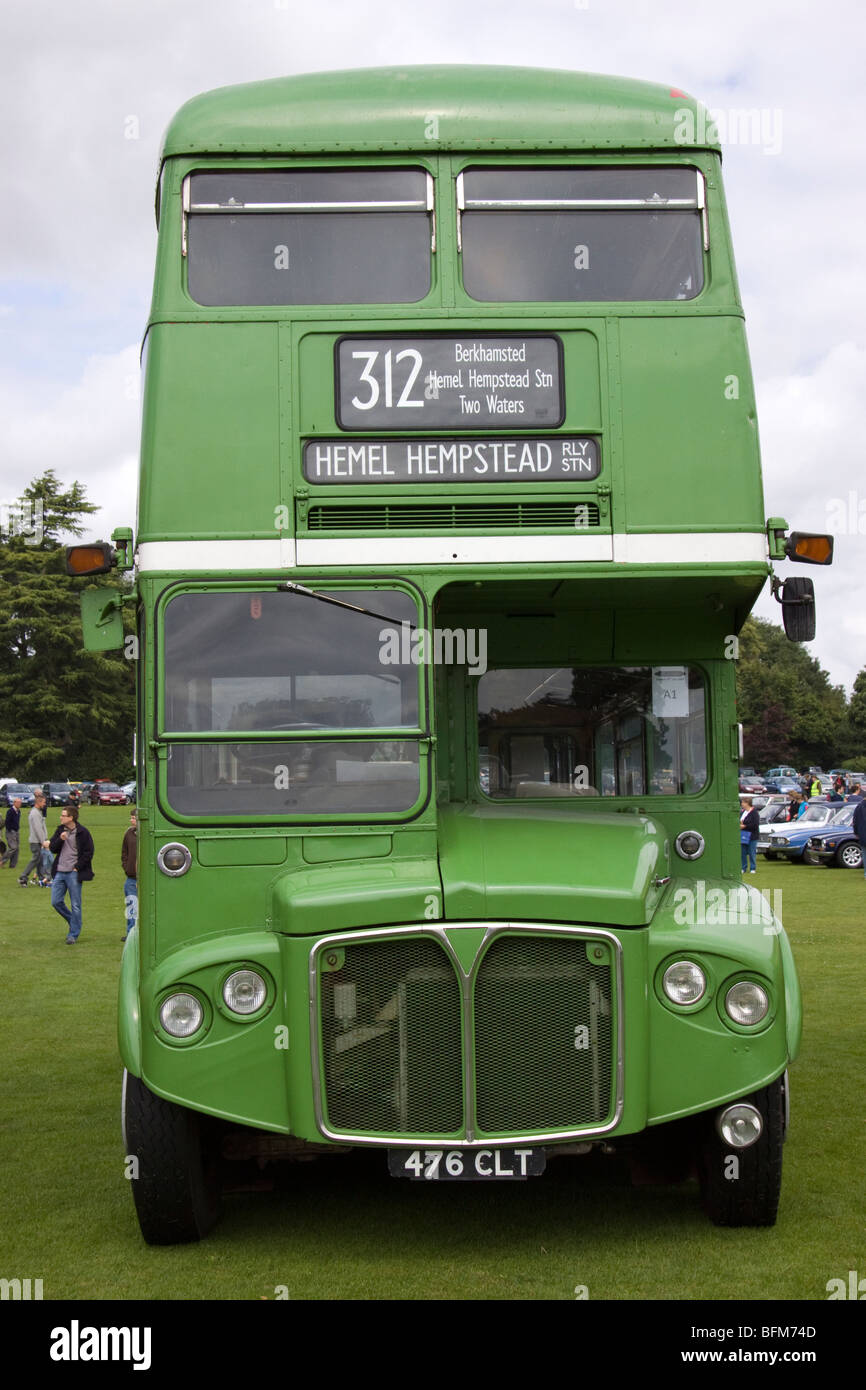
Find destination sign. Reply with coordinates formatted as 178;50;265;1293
303;436;599;483
336;335;563;430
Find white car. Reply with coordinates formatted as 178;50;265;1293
757;802;837;861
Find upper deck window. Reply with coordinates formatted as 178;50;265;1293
185;168;433;306
478;665;707;798
459;167;705;303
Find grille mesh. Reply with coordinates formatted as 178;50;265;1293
317;931;615;1141
474;936;613;1134
305;500;600;532
320;938;463;1135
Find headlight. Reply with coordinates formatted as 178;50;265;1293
774;837;789;846
158;842;192;877
160;992;203;1038
725;981;769;1026
663;960;706;1005
223;969;267;1015
675;830;705;860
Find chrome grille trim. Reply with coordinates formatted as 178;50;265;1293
309;922;624;1147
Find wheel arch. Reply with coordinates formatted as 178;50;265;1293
118;933;142;1077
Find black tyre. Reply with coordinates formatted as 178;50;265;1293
837;842;863;869
697;1076;784;1227
764;851;778;861
122;1070;222;1245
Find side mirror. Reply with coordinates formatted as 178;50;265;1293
79;589;125;651
784;532;833;566
779;576;816;643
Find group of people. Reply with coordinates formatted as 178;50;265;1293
739;781;866;874
1;793;137;944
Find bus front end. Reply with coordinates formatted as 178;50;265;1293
92;67;824;1241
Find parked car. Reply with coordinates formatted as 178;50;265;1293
738;772;767;793
765;766;799;780
806;807;864;868
763;776;801;795
758;795;794;826
44;782;73;806
120;781;137;802
89;782;128;806
0;782;36;808
757;800;836;861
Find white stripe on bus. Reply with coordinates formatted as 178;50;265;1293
136;533;767;571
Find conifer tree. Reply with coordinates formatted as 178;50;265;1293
0;471;135;781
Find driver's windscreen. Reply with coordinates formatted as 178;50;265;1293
163;590;418;731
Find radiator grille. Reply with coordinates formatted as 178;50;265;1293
320;938;463;1135
474;936;613;1134
304;500;600;532
316;929;616;1141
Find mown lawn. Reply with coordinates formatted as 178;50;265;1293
1;806;863;1301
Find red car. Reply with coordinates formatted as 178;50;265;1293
89;781;128;806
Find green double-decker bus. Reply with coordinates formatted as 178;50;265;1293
71;67;832;1243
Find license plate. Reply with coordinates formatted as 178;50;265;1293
388;1147;546;1181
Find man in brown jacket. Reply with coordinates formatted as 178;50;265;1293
121;808;137;943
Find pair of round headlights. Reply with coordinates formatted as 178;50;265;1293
662;961;769;1025
159;970;268;1038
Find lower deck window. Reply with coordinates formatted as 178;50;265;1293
166;740;420;816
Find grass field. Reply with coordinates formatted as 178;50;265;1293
1;805;863;1302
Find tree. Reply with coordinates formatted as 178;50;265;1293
735;617;847;769
841;666;866;765
0;471;135;781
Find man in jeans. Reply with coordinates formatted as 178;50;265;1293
46;805;95;944
19;793;50;885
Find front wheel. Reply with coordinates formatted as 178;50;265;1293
697;1076;784;1226
837;842;864;869
122;1070;222;1245
764;851;779;861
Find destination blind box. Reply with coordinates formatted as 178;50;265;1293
335;333;565;430
303;436;600;483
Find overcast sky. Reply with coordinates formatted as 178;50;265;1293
1;0;863;692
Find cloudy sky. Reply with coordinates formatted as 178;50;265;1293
2;0;863;691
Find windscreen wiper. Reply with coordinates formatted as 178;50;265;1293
278;581;416;630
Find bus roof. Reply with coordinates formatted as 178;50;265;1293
160;65;720;160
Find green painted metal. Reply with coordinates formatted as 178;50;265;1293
160;67;720;163
118;68;798;1177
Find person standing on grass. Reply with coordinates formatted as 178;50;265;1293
121;808;137;942
45;805;95;945
1;798;23;869
740;796;760;874
853;798;866;880
19;793;49;886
